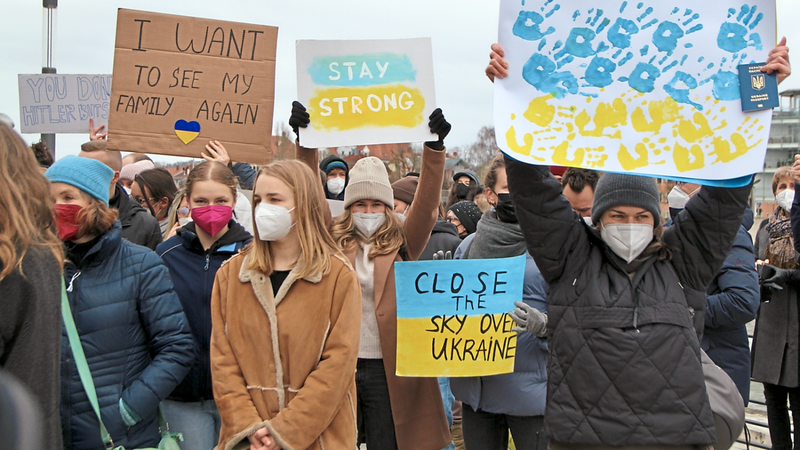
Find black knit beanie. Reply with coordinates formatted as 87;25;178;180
449;201;483;235
591;173;661;227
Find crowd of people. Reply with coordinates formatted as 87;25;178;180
0;39;795;450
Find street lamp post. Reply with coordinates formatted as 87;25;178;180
42;0;57;159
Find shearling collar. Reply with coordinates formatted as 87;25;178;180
238;251;323;307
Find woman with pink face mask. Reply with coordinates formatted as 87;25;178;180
156;161;253;450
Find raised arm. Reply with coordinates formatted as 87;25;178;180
505;155;590;284
403;109;449;261
662;182;752;292
705;224;760;330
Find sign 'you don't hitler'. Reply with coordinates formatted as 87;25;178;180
394;255;526;377
107;9;277;164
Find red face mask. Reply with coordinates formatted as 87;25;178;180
54;204;83;241
191;205;232;237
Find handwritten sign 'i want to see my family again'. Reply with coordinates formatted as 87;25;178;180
394;255;526;377
494;0;776;186
107;9;277;164
18;74;112;134
296;38;438;148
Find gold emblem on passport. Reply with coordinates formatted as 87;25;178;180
751;73;766;91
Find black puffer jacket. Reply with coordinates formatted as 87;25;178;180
505;157;750;446
110;183;162;251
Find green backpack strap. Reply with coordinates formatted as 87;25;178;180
61;278;117;449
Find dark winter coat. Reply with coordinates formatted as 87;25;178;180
506;157;750;446
701;208;759;405
60;222;194;449
157;221;252;402
751;186;800;387
451;230;549;416
0;246;63;449
418;219;462;261
666;207;760;405
232;162;257;191
110;183;162;251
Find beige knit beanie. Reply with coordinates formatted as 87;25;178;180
344;157;394;209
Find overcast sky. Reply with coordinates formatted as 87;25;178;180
2;0;799;163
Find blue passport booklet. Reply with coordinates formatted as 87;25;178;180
738;63;779;112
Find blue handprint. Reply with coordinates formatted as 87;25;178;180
522;53;579;98
512;1;561;42
717;5;763;52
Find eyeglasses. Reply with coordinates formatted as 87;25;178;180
446;217;461;224
134;197;158;205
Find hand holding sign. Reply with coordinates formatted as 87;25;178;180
289;101;310;142
762;37;791;84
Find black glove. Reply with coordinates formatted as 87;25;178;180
424;108;451;151
760;264;800;291
289;101;310;140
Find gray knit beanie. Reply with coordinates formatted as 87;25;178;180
344;157;394;209
591;173;661;227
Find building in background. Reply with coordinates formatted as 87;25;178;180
753;90;800;217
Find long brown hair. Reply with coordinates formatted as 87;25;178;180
74;194;119;239
331;207;407;259
245;160;343;278
0;124;63;279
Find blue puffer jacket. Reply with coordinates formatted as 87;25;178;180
157;221;251;402
60;222;194;449
450;232;549;416
668;207;759;405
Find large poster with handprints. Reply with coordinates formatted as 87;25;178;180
495;0;776;183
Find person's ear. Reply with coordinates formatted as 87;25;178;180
111;171;120;186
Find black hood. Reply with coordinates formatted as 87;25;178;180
432;218;460;237
319;155;349;199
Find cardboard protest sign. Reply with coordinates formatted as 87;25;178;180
394;255;526;377
107;9;277;164
18;74;112;134
296;38;437;148
495;0;776;185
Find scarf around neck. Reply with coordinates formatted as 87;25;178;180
766;207;798;269
463;210;528;260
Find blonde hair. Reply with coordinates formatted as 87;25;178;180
245;160;342;279
163;188;187;240
0;124;63;279
331;207;407;259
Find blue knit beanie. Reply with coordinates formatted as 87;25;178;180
45;155;114;205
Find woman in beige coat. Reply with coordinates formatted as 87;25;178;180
289;103;453;450
210;160;361;450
